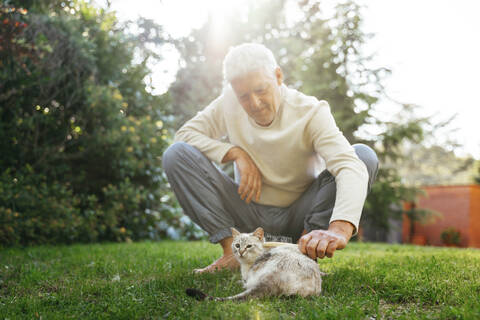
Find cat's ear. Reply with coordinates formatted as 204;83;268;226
231;227;241;237
252;227;264;241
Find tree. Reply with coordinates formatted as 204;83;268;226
0;0;200;245
403;201;441;243
169;0;434;239
394;144;475;186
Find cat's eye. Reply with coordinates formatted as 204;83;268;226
235;244;240;248
246;244;252;248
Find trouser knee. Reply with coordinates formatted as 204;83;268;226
162;141;190;174
352;143;379;190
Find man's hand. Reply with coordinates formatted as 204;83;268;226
222;147;262;203
298;220;355;259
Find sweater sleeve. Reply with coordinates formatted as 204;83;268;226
174;94;235;164
307;101;369;234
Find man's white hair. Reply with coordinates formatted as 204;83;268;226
223;43;278;83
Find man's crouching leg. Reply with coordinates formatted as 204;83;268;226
162;142;245;273
353;143;379;193
290;143;379;244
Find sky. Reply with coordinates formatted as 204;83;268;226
360;0;480;159
102;0;480;159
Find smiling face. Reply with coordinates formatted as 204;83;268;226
230;68;283;126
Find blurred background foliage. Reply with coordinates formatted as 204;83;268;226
1;0;478;246
0;0;203;246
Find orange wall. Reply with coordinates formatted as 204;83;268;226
469;186;480;247
411;186;471;247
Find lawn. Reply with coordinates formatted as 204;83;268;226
1;241;479;319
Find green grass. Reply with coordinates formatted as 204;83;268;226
1;242;479;319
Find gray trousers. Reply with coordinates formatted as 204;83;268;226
163;142;378;244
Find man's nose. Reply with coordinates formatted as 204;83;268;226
250;95;261;110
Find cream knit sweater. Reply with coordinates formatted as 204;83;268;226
174;84;369;231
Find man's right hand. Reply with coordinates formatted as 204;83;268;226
222;146;262;204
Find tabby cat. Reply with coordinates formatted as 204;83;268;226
186;227;326;301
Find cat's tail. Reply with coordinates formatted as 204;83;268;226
186;288;211;301
186;287;259;302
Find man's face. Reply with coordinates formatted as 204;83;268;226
230;68;283;126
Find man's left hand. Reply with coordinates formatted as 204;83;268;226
298;220;354;259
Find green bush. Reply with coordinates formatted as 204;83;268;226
0;168;84;244
0;1;204;246
441;227;461;246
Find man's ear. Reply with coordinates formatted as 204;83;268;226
275;67;283;86
231;227;241;237
252;227;264;241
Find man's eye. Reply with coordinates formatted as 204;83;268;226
255;84;268;93
235;244;240;248
246;244;252;248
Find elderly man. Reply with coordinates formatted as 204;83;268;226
163;43;378;273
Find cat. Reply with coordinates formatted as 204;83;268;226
186;227;326;301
